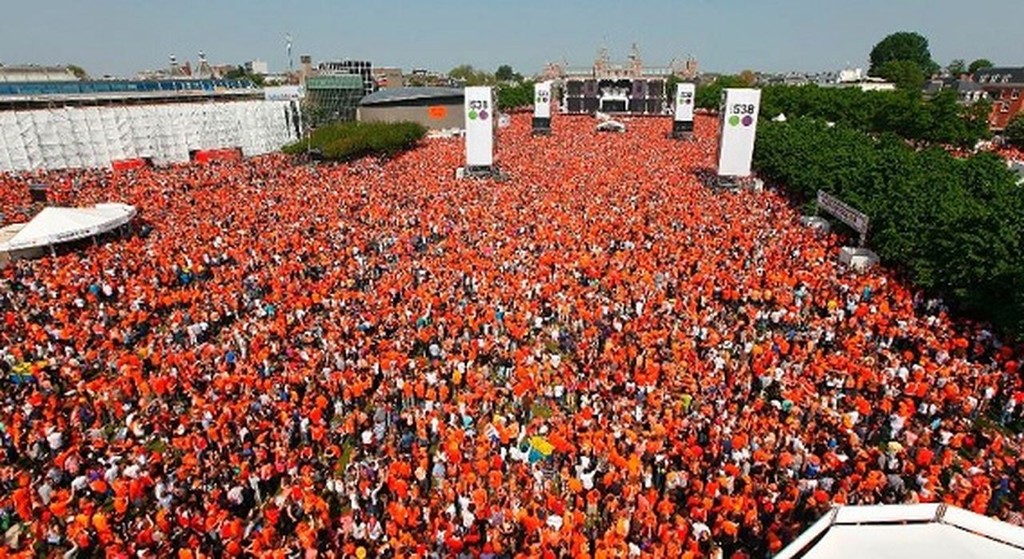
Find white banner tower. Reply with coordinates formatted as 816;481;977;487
463;86;496;177
715;88;761;185
671;82;696;140
533;81;552;135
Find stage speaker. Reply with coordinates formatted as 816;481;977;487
603;99;627;113
648;80;665;98
583;98;599;113
567;98;584;113
630;80;648;99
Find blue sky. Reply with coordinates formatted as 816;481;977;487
1;0;1022;77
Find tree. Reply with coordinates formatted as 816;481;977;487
968;58;994;75
946;59;966;76
695;75;749;110
66;64;89;80
1005;114;1024;148
448;64;494;86
759;83;990;147
869;31;938;77
495;64;515;82
223;65;265;86
754;116;1024;339
877;59;926;90
738;70;757;86
497;81;535;110
666;74;681;97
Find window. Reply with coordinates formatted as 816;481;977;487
1002;102;1011;113
1013;89;1021;100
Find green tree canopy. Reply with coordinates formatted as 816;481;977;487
869;31;938;77
496;81;535;110
877;59;927;90
946;59;966;76
448;65;494;86
968;58;995;75
495;65;515;82
695;75;750;110
759;84;990;148
754;117;1024;338
223;65;265;86
66;64;89;80
1005;114;1024;148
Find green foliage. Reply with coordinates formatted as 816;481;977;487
759;85;990;147
666;75;681;97
695;75;750;110
754;118;1024;338
947;59;966;76
223;65;265;86
66;64;89;80
1004;114;1024;148
495;64;521;83
497;80;535;110
968;58;994;75
449;64;494;86
281;121;427;162
876;59;926;90
869;31;939;77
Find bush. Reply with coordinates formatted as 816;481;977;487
755;117;1024;338
282;121;427;161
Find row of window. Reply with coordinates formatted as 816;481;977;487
0;79;255;97
978;73;1020;84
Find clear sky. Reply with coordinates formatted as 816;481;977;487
1;0;1022;77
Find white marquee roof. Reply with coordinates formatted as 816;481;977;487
777;504;1024;559
0;203;136;252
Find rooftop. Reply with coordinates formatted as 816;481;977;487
975;67;1024;86
359;87;463;106
0;79;260;106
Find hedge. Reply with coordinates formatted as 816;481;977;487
282;121;427;161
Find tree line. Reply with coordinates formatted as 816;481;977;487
760;85;991;148
753;118;1024;338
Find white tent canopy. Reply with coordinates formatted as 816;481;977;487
0;203;136;252
777;504;1024;559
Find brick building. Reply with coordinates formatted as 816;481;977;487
975;67;1024;131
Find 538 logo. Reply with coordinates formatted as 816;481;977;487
727;103;756;127
468;99;490;121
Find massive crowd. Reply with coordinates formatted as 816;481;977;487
0;114;1022;559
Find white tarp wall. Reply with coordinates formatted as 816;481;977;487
0;100;298;172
